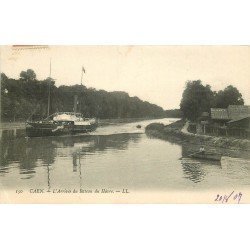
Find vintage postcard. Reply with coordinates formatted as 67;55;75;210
0;45;249;203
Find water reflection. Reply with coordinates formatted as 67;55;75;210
46;164;51;192
181;160;206;183
0;133;142;179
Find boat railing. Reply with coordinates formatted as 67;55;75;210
27;112;98;123
43;112;82;121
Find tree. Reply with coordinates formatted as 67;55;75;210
1;73;8;95
180;80;214;121
20;69;37;81
1;73;8;83
214;85;244;108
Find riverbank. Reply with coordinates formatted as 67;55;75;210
145;120;250;151
0;122;25;130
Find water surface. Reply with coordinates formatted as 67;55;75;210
1;118;250;192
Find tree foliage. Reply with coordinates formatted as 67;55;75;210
1;71;165;121
180;80;214;121
20;69;37;82
180;80;245;121
214;85;244;108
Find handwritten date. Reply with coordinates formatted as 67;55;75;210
214;191;242;204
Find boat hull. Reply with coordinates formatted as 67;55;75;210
190;152;221;161
26;122;98;137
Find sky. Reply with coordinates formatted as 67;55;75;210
0;45;249;109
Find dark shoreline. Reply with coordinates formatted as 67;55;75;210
145;120;250;152
0;117;166;130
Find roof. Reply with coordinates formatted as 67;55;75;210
227;105;250;120
210;108;229;120
211;105;250;121
227;115;250;124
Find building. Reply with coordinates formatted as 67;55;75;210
228;105;250;120
209;105;250;138
227;105;250;138
210;108;230;125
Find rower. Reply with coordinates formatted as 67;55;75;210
199;145;205;155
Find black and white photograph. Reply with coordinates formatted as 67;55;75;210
0;45;249;203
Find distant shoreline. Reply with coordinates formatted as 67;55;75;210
0;117;168;130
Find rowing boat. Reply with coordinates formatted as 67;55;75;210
179;151;222;161
188;152;222;161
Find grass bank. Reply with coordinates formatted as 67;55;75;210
145;120;250;151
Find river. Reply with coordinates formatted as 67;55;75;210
1;118;250;193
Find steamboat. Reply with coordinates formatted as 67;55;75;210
25;64;98;137
26;112;98;137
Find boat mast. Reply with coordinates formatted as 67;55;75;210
81;65;84;86
73;95;78;115
79;66;85;114
47;59;51;116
